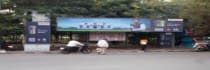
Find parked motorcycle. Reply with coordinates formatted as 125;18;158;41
60;44;92;54
193;41;210;52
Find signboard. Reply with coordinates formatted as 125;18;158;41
57;18;152;32
166;19;183;32
152;19;183;32
25;22;51;44
57;18;183;32
32;11;50;22
89;32;126;41
151;19;166;32
25;22;37;43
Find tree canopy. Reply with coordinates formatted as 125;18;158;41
180;0;210;36
7;0;182;18
0;0;210;36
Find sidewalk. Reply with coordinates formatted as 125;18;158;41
147;48;193;52
98;48;193;54
1;48;193;54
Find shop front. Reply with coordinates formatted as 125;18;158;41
56;18;183;48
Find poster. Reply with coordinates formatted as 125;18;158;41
151;19;166;32
25;22;51;44
25;22;37;43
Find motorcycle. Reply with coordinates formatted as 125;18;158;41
193;41;210;52
60;44;92;54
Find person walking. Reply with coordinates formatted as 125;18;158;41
96;39;109;55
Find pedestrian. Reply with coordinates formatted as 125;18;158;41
96;39;109;55
139;38;148;51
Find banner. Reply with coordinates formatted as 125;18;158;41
57;17;183;32
57;18;152;32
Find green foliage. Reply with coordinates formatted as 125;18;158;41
2;0;210;42
180;0;210;36
8;0;182;18
5;0;207;43
0;0;185;35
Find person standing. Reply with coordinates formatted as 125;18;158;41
96;39;109;55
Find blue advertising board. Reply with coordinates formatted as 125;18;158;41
57;17;183;32
166;19;183;32
57;17;152;32
151;19;183;32
25;22;51;44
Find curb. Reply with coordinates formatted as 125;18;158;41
147;50;193;52
1;49;195;54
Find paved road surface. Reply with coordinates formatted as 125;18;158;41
0;52;210;70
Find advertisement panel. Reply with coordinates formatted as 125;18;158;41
166;19;183;32
25;22;37;44
57;17;152;32
25;22;51;44
57;18;183;32
151;19;183;32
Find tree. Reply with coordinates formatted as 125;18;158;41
180;0;210;36
0;0;23;35
1;0;184;34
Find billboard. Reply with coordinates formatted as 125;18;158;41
25;22;51;44
166;19;183;32
151;19;183;32
151;19;166;32
57;17;152;32
57;18;183;32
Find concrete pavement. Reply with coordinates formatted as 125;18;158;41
0;52;210;70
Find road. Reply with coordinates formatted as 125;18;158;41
0;52;210;70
